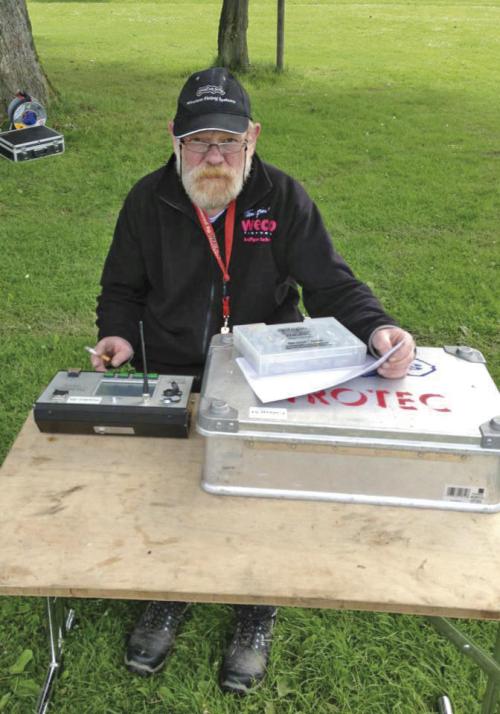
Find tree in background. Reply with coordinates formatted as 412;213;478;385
0;0;53;123
217;0;249;71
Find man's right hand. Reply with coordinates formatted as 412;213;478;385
90;337;134;372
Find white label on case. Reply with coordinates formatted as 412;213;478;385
445;485;486;503
67;396;102;405
93;426;135;435
249;407;287;420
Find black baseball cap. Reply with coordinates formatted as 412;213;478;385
173;67;251;138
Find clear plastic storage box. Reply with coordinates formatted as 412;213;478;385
232;317;367;376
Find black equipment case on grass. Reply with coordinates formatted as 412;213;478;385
0;126;64;162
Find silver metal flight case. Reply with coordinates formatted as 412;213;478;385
197;336;500;512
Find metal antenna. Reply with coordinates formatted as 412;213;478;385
139;320;149;398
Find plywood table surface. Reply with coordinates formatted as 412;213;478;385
1;409;499;620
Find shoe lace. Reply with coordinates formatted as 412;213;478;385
233;613;273;651
141;602;185;631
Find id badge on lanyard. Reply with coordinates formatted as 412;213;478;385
194;200;236;334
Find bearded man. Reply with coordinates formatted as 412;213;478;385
92;67;415;693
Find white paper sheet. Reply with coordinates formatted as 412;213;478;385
236;342;403;403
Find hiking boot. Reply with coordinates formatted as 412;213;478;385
219;605;277;694
125;601;188;676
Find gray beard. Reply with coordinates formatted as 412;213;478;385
175;151;253;211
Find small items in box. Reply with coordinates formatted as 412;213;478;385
233;317;367;376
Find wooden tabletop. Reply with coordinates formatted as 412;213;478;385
1;406;499;620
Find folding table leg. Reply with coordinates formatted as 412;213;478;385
428;617;500;714
35;597;75;714
438;695;454;713
481;624;500;714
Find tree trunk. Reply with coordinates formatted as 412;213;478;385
0;0;54;123
217;0;249;71
276;0;285;71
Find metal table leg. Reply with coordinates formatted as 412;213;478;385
428;618;500;714
438;695;454;713
481;625;500;714
35;598;75;714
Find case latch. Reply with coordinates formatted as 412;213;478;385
443;345;486;363
480;417;500;449
198;398;239;433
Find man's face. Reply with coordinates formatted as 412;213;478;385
170;125;260;212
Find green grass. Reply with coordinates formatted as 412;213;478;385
1;1;499;711
0;598;498;713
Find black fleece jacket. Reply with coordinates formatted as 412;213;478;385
96;154;396;377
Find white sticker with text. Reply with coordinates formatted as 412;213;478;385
445;485;486;503
67;396;102;405
249;407;288;421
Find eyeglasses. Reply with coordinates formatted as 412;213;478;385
180;138;247;155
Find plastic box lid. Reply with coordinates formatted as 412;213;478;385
232;317;367;376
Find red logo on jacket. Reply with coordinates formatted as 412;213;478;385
241;208;277;243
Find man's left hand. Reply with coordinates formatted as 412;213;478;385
371;327;416;379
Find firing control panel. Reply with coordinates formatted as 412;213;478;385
34;370;194;438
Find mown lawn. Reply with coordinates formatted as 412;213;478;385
1;1;499;712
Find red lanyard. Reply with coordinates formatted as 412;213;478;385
194;200;236;333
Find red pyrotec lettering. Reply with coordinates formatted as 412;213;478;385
307;390;329;405
367;389;390;408
254;219;261;231
396;391;417;410
331;388;368;407
242;219;253;232
419;393;451;413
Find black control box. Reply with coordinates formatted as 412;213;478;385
34;370;194;438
